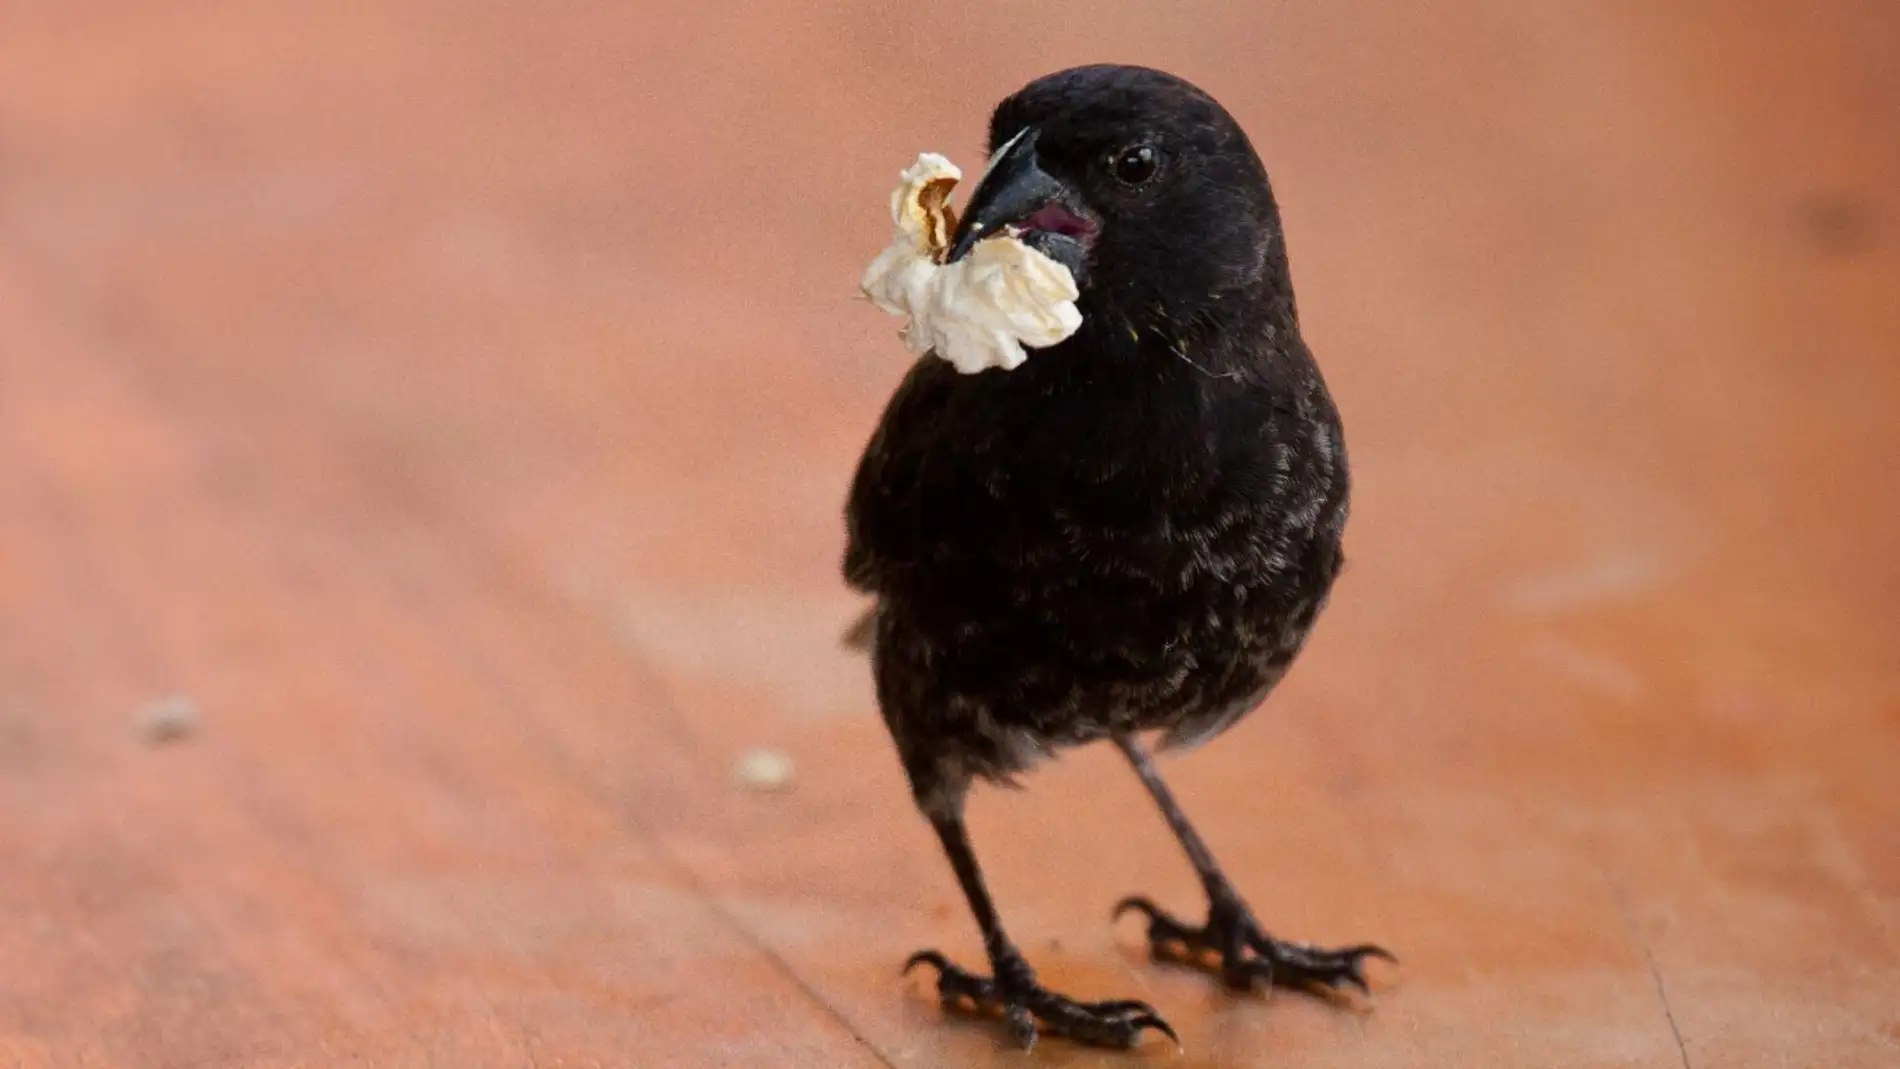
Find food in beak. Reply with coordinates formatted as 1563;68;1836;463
860;153;1082;375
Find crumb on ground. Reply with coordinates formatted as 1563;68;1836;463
733;747;794;792
136;695;199;745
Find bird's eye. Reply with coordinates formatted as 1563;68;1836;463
1111;144;1159;186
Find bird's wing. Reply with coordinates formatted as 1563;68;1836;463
842;358;957;596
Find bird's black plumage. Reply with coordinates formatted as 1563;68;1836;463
846;65;1390;1050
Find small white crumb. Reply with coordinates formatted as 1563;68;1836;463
861;152;1082;375
135;694;199;745
733;748;795;792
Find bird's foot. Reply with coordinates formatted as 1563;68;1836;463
1113;895;1395;999
903;949;1179;1051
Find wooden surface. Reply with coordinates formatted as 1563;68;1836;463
2;2;1897;1066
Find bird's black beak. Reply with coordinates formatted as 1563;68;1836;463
945;128;1089;271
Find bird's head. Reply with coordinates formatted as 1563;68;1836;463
946;65;1292;347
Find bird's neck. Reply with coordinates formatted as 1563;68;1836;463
1073;273;1302;380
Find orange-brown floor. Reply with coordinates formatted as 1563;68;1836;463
2;3;1896;1067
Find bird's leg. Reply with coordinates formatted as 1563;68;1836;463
904;810;1178;1050
1112;734;1395;997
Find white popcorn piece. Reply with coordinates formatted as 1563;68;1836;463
860;153;1082;375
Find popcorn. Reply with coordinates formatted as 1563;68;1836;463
861;153;1082;374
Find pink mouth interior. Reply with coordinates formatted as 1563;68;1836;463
1019;203;1097;241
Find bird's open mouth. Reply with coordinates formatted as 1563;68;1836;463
1013;203;1098;244
1009;203;1096;278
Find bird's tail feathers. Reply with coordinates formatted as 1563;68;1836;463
842;604;879;651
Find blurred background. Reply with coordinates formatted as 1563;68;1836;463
0;2;1895;1067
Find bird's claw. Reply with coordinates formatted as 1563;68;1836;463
1255;937;1396;997
902;947;1180;1051
1114;895;1395;998
901;949;953;978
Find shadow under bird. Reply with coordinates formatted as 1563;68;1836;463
845;64;1394;1050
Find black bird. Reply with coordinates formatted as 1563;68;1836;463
845;64;1392;1049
